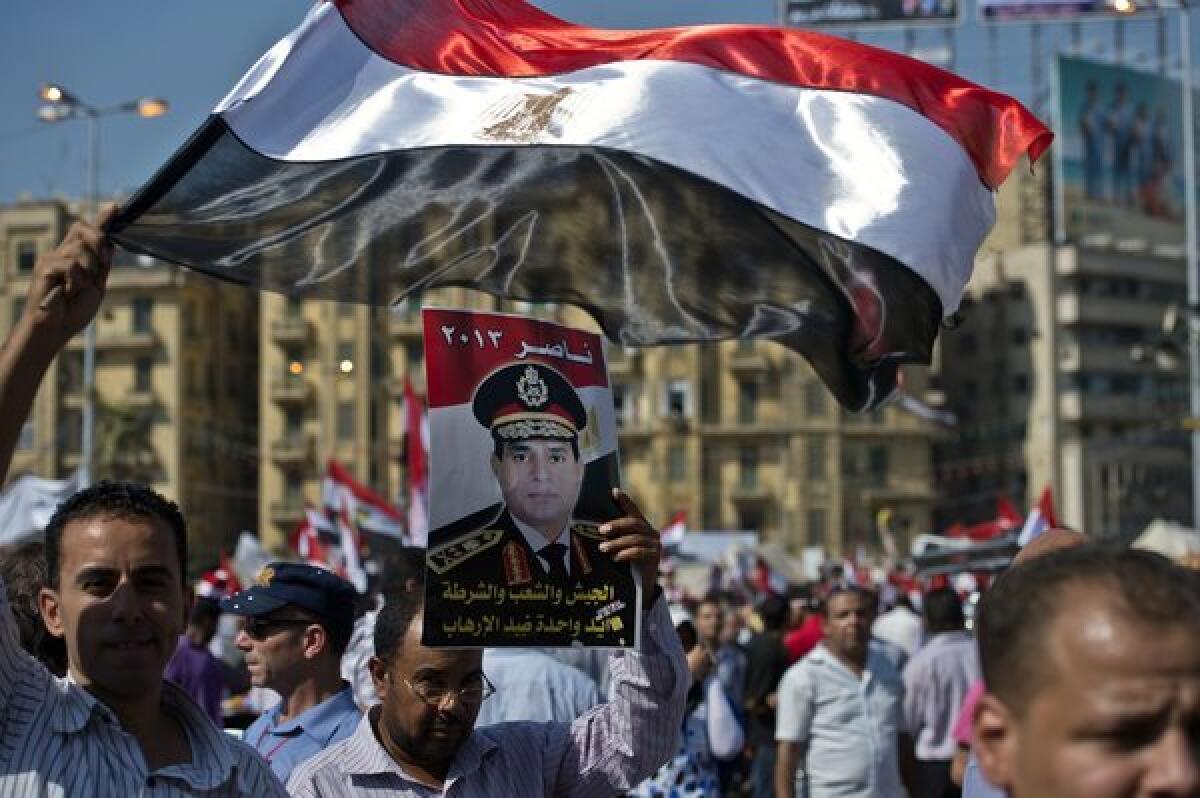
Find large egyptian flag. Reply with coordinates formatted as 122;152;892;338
110;0;1051;411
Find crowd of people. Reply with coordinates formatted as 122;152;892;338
2;214;1200;798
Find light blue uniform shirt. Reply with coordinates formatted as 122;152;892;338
244;684;361;785
475;648;600;726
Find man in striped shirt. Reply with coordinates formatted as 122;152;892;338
288;490;690;797
0;208;285;796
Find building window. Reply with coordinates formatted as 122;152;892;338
668;444;686;481
337;401;355;440
405;340;424;370
286;296;304;318
134;357;152;393
285;408;304;438
338;341;356;375
739;446;759;490
738;379;758;425
283;480;301;507
805;382;826;417
808;436;826;481
338;301;355;318
868;445;889;487
1012;373;1030;394
17;420;34;451
132;297;153;334
665;380;691;420
16;241;36;272
738;508;764;532
807;508;826;548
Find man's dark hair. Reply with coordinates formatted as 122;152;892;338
493;437;580;462
379;546;427;598
922;587;965;634
758;595;789;632
189;596;221;628
44;480;188;589
977;545;1200;715
0;541;67;675
823;585;877;618
375;587;426;662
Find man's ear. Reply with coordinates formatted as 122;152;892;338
972;691;1019;791
490;453;501;480
303;624;328;660
39;587;66;639
368;655;391;699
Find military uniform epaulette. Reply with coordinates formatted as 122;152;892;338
427;528;506;575
570;521;604;541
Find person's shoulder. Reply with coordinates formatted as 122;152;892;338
221;734;288;796
427;522;510;576
285;730;361;793
476;718;564;752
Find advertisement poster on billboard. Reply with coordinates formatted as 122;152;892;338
783;0;958;26
420;307;640;649
1055;55;1188;249
978;0;1151;21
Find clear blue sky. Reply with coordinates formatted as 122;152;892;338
0;1;1184;205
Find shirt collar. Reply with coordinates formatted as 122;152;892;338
52;676;238;790
269;684;359;744
344;707;500;786
513;515;571;576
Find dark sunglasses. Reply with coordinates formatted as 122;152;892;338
243;616;313;640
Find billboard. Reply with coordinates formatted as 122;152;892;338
1054;55;1189;251
783;0;958;26
979;0;1152;21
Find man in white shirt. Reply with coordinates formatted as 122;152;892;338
0;208;284;795
775;586;915;798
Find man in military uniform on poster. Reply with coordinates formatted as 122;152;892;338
425;361;637;647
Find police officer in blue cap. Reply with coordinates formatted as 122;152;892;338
222;562;362;784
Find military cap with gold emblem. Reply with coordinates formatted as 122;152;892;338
473;362;587;443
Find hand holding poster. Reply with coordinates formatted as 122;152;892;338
421;308;639;648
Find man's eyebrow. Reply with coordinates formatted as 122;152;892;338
74;565;118;583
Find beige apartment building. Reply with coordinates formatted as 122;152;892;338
934;168;1191;538
260;290;941;559
0;199;259;571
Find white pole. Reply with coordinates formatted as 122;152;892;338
1181;3;1199;528
81;111;99;487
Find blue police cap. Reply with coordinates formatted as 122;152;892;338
220;562;356;631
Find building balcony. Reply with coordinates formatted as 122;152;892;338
615;419;656;439
271;317;311;344
124;389;157;408
271;433;313;468
66;330;157;352
1058;343;1179;374
389;313;422;337
728;348;769;375
731;483;771;502
270;499;306;525
1059;390;1152;422
1057;295;1166;329
269;375;310;405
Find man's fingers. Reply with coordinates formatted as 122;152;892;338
95;203;120;230
599;516;652;538
600;532;659;558
611;488;648;523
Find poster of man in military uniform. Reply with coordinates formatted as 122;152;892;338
420;308;640;648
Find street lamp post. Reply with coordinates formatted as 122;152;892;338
1179;5;1200;530
37;84;167;487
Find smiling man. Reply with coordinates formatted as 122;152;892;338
0;210;283;796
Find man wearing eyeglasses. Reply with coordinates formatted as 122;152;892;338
288;489;689;797
222;562;362;784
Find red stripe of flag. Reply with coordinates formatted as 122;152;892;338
334;0;1051;189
